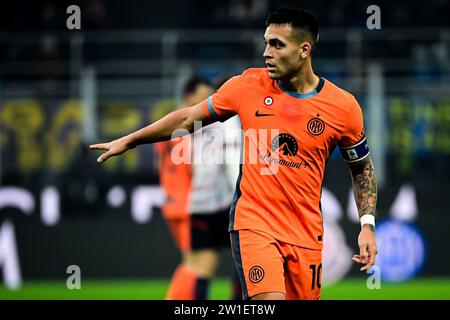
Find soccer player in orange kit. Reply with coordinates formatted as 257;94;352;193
90;8;378;300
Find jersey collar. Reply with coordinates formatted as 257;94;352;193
276;74;325;99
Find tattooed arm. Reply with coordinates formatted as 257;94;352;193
347;155;378;271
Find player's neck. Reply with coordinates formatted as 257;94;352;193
280;64;320;94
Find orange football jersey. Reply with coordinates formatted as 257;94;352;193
202;68;366;250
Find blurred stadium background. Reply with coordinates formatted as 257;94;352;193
0;0;449;299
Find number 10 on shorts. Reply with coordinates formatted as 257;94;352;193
309;263;322;290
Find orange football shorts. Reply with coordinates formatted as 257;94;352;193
230;228;322;300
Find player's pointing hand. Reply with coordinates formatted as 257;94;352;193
90;136;135;163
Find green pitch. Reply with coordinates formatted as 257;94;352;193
0;278;449;300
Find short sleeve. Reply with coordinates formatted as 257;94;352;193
338;95;370;162
202;75;243;122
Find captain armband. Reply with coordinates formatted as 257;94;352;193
339;136;370;163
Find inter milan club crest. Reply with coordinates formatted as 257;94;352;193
249;266;265;283
264;96;274;106
307;116;325;136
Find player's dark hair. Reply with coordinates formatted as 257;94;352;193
183;76;212;97
266;8;319;49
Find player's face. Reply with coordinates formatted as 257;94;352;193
263;24;308;80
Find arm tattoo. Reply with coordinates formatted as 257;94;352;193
348;157;378;228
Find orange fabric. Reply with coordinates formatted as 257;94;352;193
235;229;322;300
165;216;191;253
203;68;365;249
165;264;197;300
155;137;192;220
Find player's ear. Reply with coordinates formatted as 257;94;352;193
299;42;312;59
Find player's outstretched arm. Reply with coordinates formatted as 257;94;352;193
347;155;378;271
90;102;214;163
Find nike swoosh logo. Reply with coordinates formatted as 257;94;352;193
255;110;275;117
